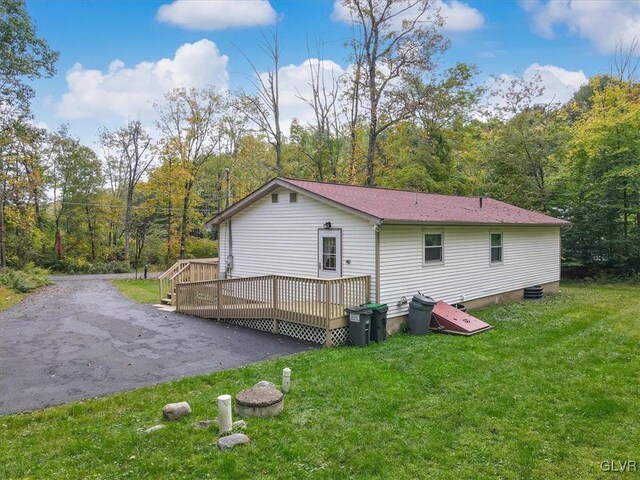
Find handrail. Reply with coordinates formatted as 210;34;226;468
175;274;371;329
159;258;219;305
169;263;190;281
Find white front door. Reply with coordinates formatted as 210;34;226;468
318;229;342;278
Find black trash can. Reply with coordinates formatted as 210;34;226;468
408;294;436;335
361;303;388;342
345;306;373;346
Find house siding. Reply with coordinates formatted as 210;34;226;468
218;187;377;298
379;225;561;319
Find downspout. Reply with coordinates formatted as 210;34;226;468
225;168;233;278
226;218;233;279
374;223;381;303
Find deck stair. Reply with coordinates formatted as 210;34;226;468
159;258;219;306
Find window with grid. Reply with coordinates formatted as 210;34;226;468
491;233;503;263
322;236;337;270
424;233;443;264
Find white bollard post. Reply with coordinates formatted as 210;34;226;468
217;394;233;434
282;367;291;393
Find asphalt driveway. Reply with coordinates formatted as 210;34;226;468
0;274;312;415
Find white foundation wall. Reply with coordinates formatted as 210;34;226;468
379;225;561;319
217;187;376;298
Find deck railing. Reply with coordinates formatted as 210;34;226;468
159;258;219;304
175;274;371;341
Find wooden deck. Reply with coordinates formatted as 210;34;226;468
175;274;371;345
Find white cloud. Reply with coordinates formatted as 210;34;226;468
55;39;229;120
156;0;277;30
331;0;484;33
266;58;347;133
524;63;588;104
486;63;587;115
521;0;640;54
439;0;484;32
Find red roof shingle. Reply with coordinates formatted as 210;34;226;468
282;178;569;226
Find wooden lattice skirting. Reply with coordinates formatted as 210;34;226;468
217;317;348;346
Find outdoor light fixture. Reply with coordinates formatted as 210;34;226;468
323;222;332;229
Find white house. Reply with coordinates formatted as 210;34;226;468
206;177;569;333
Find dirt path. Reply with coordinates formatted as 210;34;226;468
0;275;311;415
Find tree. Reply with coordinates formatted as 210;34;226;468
293;55;346;181
0;0;58;267
378;63;483;193
49;127;104;262
560;79;640;274
155;87;224;258
99;120;153;262
238;28;284;175
483;73;568;212
340;0;447;185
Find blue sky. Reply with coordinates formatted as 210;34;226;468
26;0;639;146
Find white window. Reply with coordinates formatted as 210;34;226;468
490;233;503;264
424;232;443;264
289;192;297;203
271;193;279;203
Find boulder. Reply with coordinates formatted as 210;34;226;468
232;420;247;430
254;380;275;388
143;424;165;433
162;401;191;421
192;419;218;429
218;433;251;450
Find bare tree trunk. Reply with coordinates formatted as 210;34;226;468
124;187;134;260
179;179;193;258
0;184;6;269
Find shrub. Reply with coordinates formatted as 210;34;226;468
0;264;50;293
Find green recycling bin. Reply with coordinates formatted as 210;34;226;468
345;306;373;347
361;303;388;342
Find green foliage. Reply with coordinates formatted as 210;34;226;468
0;263;50;293
558;79;640;274
45;259;131;274
185;237;218;259
0;0;59;113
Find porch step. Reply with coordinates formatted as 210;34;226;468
161;298;172;305
167;292;172;299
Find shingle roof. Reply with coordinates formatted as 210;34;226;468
282;178;569;226
206;177;570;227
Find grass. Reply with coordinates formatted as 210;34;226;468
113;279;160;304
0;285;26;311
1;283;639;479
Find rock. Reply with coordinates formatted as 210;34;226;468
218;433;250;450
232;420;247;430
235;384;284;417
192;419;218;429
254;380;275;388
143;424;165;433
162;401;191;421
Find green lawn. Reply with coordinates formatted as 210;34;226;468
0;286;25;311
1;283;639;479
113;279;159;304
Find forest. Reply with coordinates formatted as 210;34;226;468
2;0;639;278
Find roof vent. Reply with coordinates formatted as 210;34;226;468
479;197;483;208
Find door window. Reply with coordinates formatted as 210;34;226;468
322;236;337;271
